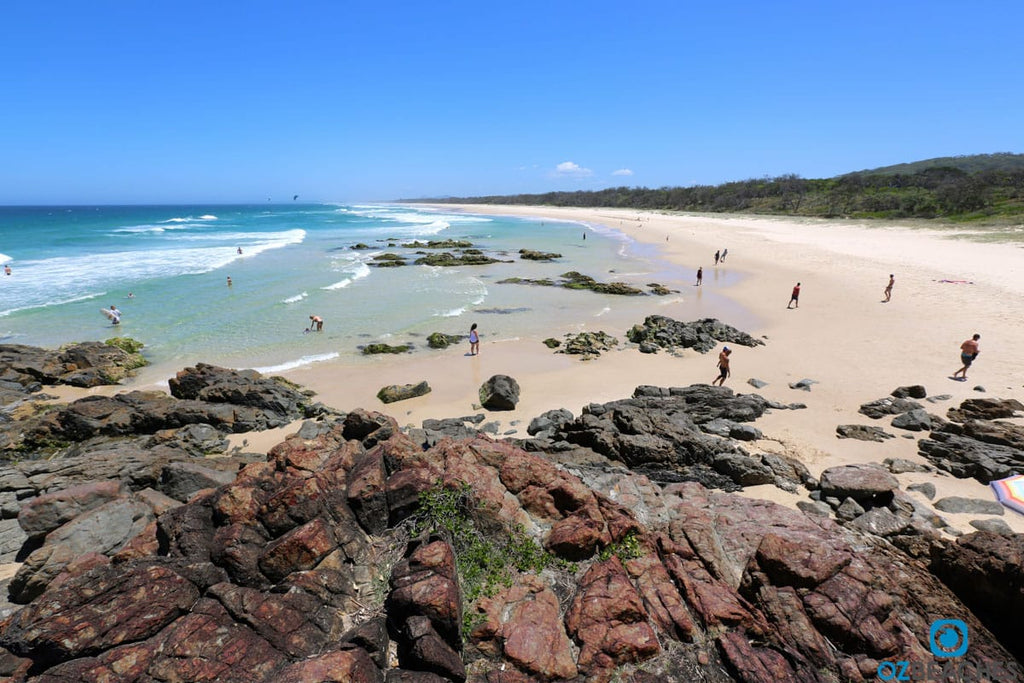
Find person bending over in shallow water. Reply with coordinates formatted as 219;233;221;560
309;315;323;332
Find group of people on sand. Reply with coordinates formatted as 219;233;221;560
702;267;982;386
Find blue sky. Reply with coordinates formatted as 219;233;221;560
2;1;1022;204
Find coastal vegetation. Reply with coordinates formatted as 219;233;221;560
423;153;1024;223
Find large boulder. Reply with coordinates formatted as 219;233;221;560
818;464;898;504
479;375;520;411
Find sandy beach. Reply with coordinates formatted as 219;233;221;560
76;205;1013;534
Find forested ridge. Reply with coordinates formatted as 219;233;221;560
422;153;1024;223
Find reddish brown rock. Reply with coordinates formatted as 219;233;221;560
389;539;462;646
258;517;337;583
347;449;389;534
207;581;333;657
565;558;660;674
0;562;199;662
472;575;577;681
545;513;609;560
277;646;383;683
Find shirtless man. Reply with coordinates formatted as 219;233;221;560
712;347;731;386
309;315;323;332
952;334;980;381
883;274;894;302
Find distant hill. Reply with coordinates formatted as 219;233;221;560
848;153;1024;177
421;153;1024;223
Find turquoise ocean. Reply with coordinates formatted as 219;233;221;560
0;204;744;377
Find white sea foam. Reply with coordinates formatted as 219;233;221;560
322;278;352;290
0;291;106;318
0;252;12;263
322;261;371;290
249;352;339;374
282;292;308;304
161;215;217;223
594;306;611;317
437;307;465;317
0;229;304;316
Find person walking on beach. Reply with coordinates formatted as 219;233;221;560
714;250;720;266
696;266;703;286
883;274;894;302
309;315;323;332
720;248;728;263
787;282;801;309
952;334;980;381
712;347;731;386
469;323;480;355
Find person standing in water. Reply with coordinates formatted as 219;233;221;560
720;248;728;262
696;266;703;286
309;315;323;332
469;323;480;355
714;250;720;266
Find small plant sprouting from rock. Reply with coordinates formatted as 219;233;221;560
413;482;565;631
597;529;645;562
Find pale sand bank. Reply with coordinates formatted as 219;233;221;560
37;206;1024;534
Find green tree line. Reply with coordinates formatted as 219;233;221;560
422;155;1024;223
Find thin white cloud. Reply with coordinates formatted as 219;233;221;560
612;168;634;176
554;161;593;178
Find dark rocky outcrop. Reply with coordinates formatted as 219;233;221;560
0;341;146;393
526;385;809;493
554;331;619;359
426;333;465;349
0;415;1020;681
857;397;923;419
518;249;561;261
932;532;1024;661
627;316;765;354
498;271;645;295
917;397;1024;483
414;251;503;267
362;343;413;355
835;424;894;442
1;377;1022;681
479;375;520;411
378;382;432;404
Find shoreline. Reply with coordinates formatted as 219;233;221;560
41;206;1024;533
